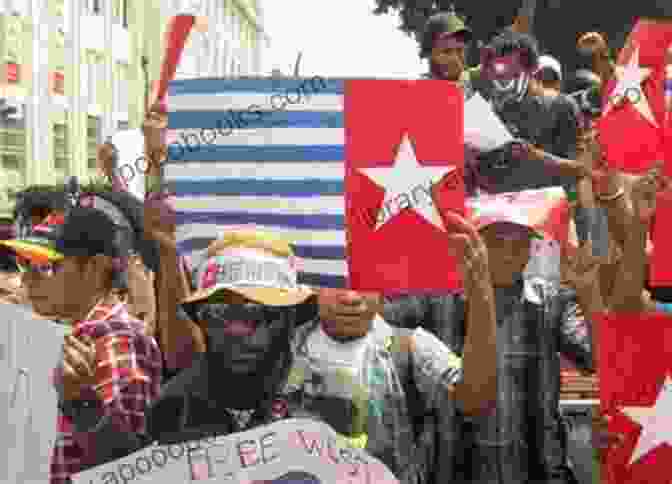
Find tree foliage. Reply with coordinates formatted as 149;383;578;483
372;0;458;41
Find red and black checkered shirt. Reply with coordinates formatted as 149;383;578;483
50;302;162;484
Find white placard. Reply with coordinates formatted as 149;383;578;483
111;128;147;202
72;418;399;484
464;92;514;153
0;303;67;484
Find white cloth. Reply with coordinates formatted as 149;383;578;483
306;316;376;385
110;129;146;202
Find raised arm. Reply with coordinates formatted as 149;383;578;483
510;0;536;34
144;195;206;373
609;168;660;313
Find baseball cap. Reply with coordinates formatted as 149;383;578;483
536;55;562;81
0;216;65;264
0;207;129;264
183;229;315;307
467;193;545;240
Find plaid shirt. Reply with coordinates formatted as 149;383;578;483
50;302;162;484
384;279;594;484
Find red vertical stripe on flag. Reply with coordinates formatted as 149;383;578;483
154;14;196;106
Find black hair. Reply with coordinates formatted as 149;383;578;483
81;190;161;274
486;29;540;71
563;69;601;94
420;11;472;59
13;187;68;220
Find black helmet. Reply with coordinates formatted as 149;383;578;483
420;7;473;59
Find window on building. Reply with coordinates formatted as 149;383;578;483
0;120;26;173
8;0;29;17
117;121;129;131
116;68;129;114
54;123;69;171
85;0;102;15
87;116;101;170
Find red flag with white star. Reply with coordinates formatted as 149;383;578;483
597;27;668;174
597;19;672;285
599;312;672;484
345;80;464;292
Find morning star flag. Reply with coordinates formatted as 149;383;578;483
598;312;672;484
596;19;672;285
166;78;464;291
166;77;347;288
345;80;464;291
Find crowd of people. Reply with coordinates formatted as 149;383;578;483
1;6;670;484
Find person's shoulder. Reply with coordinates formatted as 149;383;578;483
76;310;156;345
549;91;581;117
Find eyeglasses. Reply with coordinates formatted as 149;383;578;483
194;302;286;327
16;258;63;277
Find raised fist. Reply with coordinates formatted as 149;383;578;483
577;32;609;57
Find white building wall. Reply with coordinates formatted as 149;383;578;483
165;0;267;80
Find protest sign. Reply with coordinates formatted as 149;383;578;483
0;303;67;483
110;129;147;201
463;91;514;152
72;418;399;484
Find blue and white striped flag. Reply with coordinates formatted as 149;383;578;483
166;77;347;288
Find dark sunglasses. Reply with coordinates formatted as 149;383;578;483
193;302;286;326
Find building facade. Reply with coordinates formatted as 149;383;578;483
0;0;266;218
166;0;268;80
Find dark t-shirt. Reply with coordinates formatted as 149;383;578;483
471;92;580;194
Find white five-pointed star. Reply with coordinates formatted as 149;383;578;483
358;134;455;231
604;47;657;127
620;375;672;465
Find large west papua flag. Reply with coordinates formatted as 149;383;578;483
166;77;348;289
166;78;465;292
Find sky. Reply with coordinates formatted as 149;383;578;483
262;0;426;78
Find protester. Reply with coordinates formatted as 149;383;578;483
475;30;585;192
326;203;601;483
419;3;535;92
145;229;318;442
575;31;614;91
13;187;68;238
0;202;163;484
419;8;478;90
144;192;207;376
474;29;614;271
288;206;497;484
